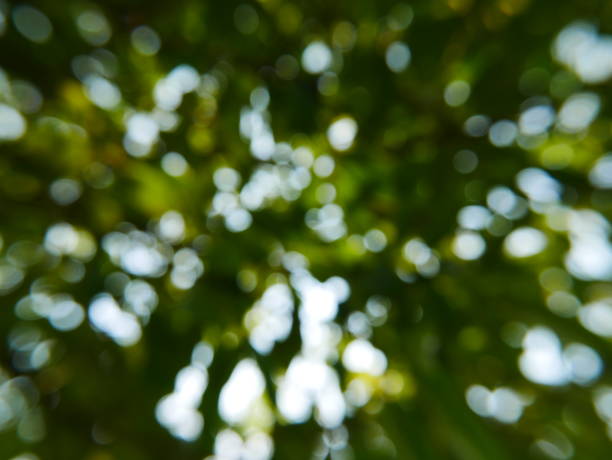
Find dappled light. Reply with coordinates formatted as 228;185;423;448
1;1;612;459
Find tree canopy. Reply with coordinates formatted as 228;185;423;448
1;0;612;459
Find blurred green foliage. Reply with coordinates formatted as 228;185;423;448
1;0;612;459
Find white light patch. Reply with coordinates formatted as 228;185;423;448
124;244;166;277
457;205;492;230
214;167;241;192
225;208;252;233
250;87;270;111
44;223;79;256
171;248;204;290
487;186;523;218
84;76;121;110
564;209;612;281
345;377;373;408
444;80;470;107
245;283;294;355
49;298;85;331
363;229;387;252
271;269;351;429
154;78;182;111
403;239;429;265
102;231;168;278
214;429;273;460
346;311;372;338
49;178;82;206
401;238;440;277
155;399;203;442
214;429;243;459
589;154;612;189
124;280;157;320
516;168;562;204
313;155;335;178
547;291;580;318
519;105;555;136
578;301;612;338
385;42;411;73
292;146;314;168
342;339;387;376
567;239;612;280
156;397;203;442
315;379;346;429
155;342;213;441
488;120;517;147
126;113;159;146
243;431;274;460
161;152;188;177
276;356;346;428
153;65;199;111
302;41;332;74
88;294;141;347
0;104;26;141
158;210;185;244
192;341;214;368
563;343;602;385
276;359;314;424
557;92;600;133
466;385;529;423
298;279;342;323
453;231;486;260
175;365;208;406
218;359;266;425
519;327;569;386
504;227;547;258
594;387;612;424
276;270;350;429
167;65;200;93
570;207;611;238
327;116;357;151
554;22;612;84
465;385;490;417
240;107;276;161
518;328;601;386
